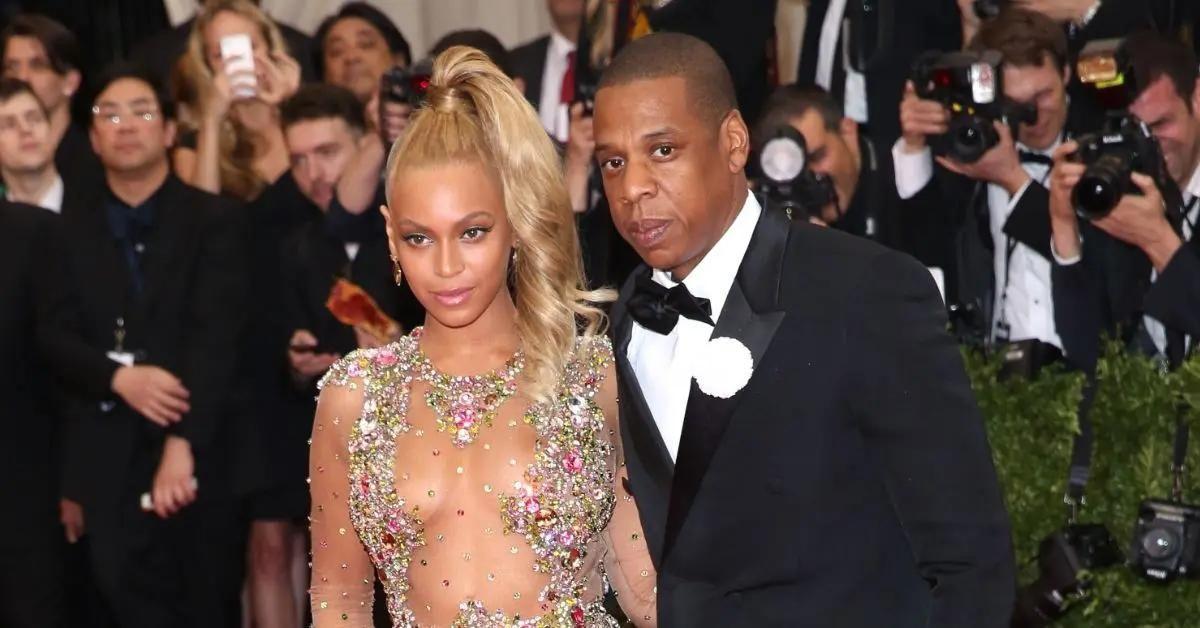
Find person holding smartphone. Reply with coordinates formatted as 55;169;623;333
172;0;301;203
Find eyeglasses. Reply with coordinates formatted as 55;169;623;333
91;105;160;126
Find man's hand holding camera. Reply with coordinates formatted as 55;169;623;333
1049;141;1184;270
899;81;948;153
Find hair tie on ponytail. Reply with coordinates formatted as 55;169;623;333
425;84;467;113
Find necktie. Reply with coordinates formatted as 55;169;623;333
627;273;714;335
560;50;576;105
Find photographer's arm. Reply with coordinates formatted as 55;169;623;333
1144;243;1200;339
335;132;386;217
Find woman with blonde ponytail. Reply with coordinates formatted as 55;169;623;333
307;47;657;626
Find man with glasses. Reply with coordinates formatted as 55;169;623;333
46;63;247;627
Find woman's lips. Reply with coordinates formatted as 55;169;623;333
431;287;473;307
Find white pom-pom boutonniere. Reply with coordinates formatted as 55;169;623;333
694;336;754;399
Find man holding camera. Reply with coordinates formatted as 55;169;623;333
754;83;901;248
895;9;1071;366
1047;33;1200;371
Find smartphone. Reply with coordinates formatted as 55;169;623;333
219;33;257;99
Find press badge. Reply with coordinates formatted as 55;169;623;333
107;317;134;367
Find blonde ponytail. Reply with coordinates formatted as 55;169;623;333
385;46;614;403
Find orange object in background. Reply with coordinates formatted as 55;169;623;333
325;278;400;342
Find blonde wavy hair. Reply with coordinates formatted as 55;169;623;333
179;0;289;200
385;46;614;403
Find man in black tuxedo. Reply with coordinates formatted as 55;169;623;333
44;65;246;627
895;9;1070;363
753;83;902;248
1047;34;1200;372
593;32;1014;626
0;201;70;627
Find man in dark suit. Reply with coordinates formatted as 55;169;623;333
511;0;584;143
1047;34;1200;372
0;201;70;627
44;64;246;627
895;9;1070;362
1;13;103;194
593;32;1014;626
753;82;902;248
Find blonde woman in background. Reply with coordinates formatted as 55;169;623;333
174;0;300;201
309;47;658;626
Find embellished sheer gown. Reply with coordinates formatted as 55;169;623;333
309;329;657;627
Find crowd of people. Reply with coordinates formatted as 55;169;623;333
3;0;1200;626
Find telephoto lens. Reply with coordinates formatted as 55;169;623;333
1073;152;1134;219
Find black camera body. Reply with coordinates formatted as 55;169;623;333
1071;115;1168;220
912;50;1034;164
380;58;434;110
972;0;1006;20
752;126;838;221
1013;523;1121;626
1129;499;1200;582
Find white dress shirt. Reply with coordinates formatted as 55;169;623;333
814;0;868;123
7;174;64;213
537;30;575;143
627;194;762;461
891;139;1063;348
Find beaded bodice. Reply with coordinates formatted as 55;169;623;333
315;332;622;627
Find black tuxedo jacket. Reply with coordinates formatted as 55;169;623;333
0;202;73;541
510;35;550;108
45;175;248;507
798;0;961;150
612;206;1014;627
1052;221;1200;372
900;166;1054;341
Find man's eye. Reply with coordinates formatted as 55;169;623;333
600;157;624;171
651;145;674;158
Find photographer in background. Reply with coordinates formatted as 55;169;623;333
1047;33;1200;372
895;9;1071;370
753;83;901;248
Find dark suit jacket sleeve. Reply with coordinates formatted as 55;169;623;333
897;172;959;270
168;201;249;449
848;249;1015;626
1143;242;1200;339
1051;225;1109;372
1002;182;1053;260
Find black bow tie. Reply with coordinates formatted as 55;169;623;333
627;273;714;335
1018;150;1053;166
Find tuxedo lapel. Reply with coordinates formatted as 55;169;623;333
612;278;676;483
661;206;789;560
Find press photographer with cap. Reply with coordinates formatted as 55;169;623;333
752;83;901;248
1047;33;1200;372
894;8;1072;371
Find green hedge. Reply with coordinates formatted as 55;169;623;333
966;345;1200;627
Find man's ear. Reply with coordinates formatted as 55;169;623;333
163;119;177;150
1191;81;1200;120
839;116;859;146
722;109;750;173
63;69;81;99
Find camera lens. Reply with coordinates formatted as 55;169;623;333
948;116;997;163
1141;527;1180;560
1073;153;1129;219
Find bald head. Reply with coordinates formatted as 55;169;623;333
598;32;737;126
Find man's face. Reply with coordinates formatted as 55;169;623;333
3;36;77;115
1003;56;1069;151
89;78;175;175
790;110;861;224
285;117;362;210
1131;76;1200;185
594;76;749;278
323;17;403;103
547;0;585;25
0;91;52;173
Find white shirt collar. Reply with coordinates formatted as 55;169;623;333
1185;161;1200;203
549;30;576;58
1017;134;1062;159
651;193;762;322
7;173;64;213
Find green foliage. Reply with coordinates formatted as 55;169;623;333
967;345;1200;627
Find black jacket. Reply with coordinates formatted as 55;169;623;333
612;206;1015;627
46;175;248;507
510;34;550;108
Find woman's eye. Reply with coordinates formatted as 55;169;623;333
652;145;674;158
462;227;490;241
402;234;430;246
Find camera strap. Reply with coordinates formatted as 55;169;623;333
1065;397;1095;524
1172;410;1190;502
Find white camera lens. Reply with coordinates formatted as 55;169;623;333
760;136;805;183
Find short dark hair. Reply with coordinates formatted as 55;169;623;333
598;32;737;125
754;83;842;149
969;8;1068;71
0;77;47;117
280;83;366;133
1;13;81;76
314;2;412;77
1125;31;1199;113
90;62;175;126
430;29;511;77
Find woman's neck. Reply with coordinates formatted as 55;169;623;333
419;289;521;375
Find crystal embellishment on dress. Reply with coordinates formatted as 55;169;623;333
412;327;525;447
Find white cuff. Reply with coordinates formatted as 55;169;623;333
891;138;934;200
1050;235;1083;266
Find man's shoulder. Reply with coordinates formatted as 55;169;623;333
511;34;551;59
